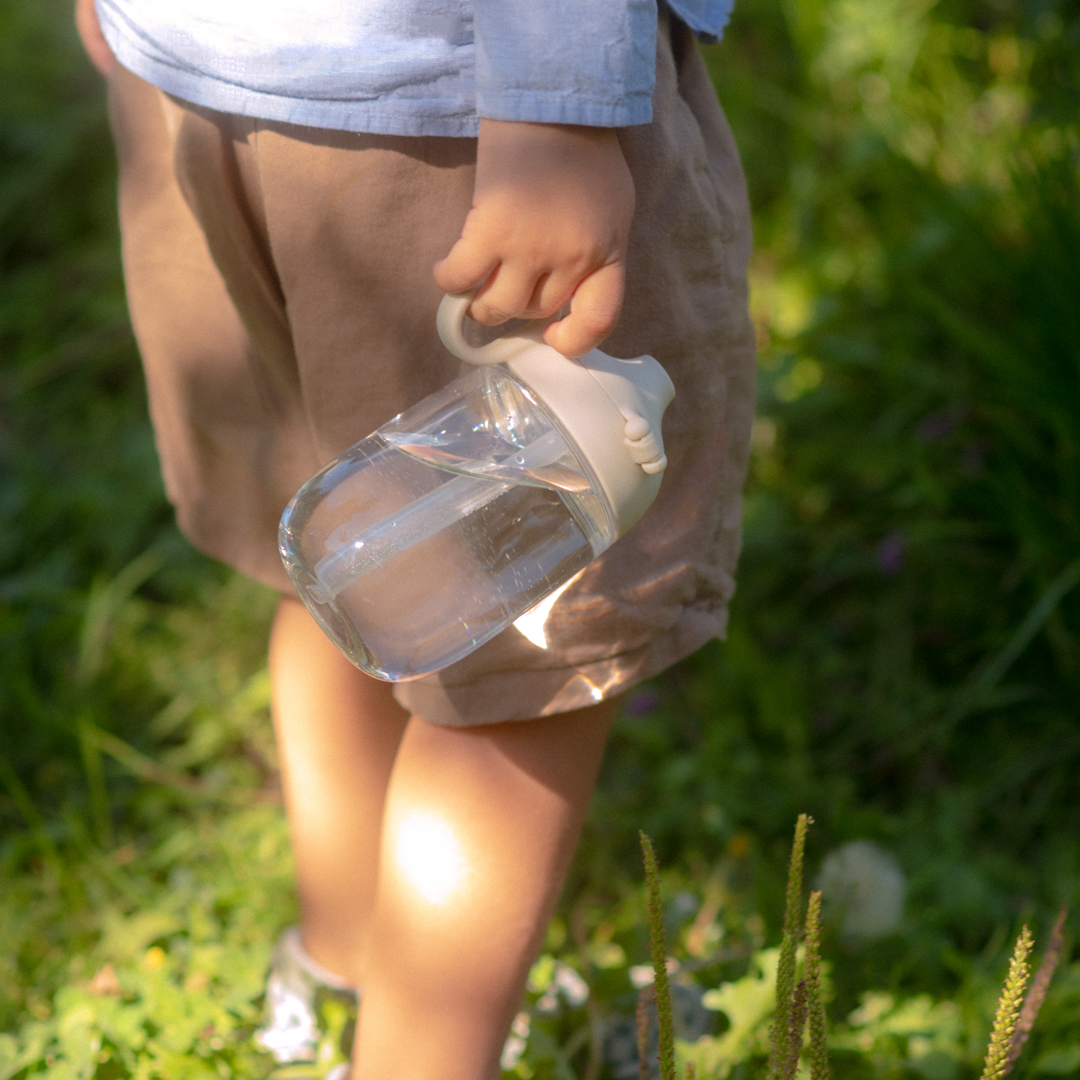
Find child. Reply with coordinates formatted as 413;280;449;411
76;1;756;1076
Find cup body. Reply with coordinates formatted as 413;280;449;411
279;365;616;680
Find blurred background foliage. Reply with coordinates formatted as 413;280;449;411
1;0;1078;1077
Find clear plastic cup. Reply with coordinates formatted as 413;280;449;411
279;363;617;680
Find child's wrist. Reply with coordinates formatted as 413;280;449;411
435;117;633;356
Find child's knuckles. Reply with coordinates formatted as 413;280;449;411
560;241;612;276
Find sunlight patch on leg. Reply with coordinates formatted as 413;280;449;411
394;810;467;905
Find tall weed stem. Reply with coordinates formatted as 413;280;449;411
980;926;1034;1080
637;985;656;1080
640;831;676;1080
1004;907;1069;1074
804;889;830;1080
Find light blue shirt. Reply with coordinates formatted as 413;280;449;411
96;0;733;138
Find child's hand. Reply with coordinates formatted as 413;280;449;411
75;0;115;77
434;119;634;358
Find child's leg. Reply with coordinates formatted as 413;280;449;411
271;595;616;1076
352;699;616;1080
269;596;410;984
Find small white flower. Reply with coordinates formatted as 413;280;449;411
554;963;589;1007
500;1012;531;1069
536;990;559;1014
500;1035;527;1070
629;958;679;989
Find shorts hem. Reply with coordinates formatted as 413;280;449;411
391;603;728;727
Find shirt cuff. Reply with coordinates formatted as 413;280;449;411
474;0;657;128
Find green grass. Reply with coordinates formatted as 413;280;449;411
1;0;1079;1077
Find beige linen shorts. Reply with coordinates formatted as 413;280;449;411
108;12;756;727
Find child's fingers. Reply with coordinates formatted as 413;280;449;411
432;237;499;299
468;265;545;326
527;271;577;322
542;262;625;358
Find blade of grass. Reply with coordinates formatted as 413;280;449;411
77;712;112;848
0;749;63;874
0;320;133;402
81;722;277;805
73;543;170;848
768;813;811;1080
943;561;1080;731
76;544;168;687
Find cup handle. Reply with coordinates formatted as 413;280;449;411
436;292;554;366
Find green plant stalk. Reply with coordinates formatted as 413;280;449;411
75;546;168;687
804;890;830;1080
781;979;809;1080
767;813;811;1080
77;712;113;849
82;722;252;803
941;560;1080;732
0;749;63;873
637;985;655;1080
640;831;676;1080
1004;907;1068;1074
980;926;1034;1080
571;899;604;1080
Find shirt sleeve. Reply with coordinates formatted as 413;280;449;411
667;0;735;45
473;0;658;127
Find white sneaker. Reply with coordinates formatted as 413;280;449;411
255;927;358;1076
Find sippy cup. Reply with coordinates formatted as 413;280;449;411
278;293;675;681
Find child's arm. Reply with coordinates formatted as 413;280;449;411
434;118;635;358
